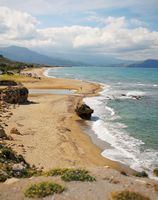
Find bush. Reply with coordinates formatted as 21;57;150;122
24;182;65;198
110;190;150;200
134;171;148;178
46;168;69;176
0;170;10;182
61;169;96;182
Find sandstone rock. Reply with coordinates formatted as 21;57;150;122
0;80;17;86
0;170;9;182
10;128;21;135
4;177;19;184
1;86;28;104
0;126;8;139
153;168;158;177
12;163;26;177
75;104;93;120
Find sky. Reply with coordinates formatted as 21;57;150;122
0;0;158;61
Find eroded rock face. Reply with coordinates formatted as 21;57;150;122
0;80;17;86
10;128;21;135
75;104;94;120
1;86;28;104
153;169;158;177
0;126;8;139
12;163;27;177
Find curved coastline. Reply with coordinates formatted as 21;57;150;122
44;67;158;180
42;67;134;174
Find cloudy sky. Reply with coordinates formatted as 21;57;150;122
0;0;158;61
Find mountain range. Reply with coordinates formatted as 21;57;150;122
0;46;158;68
0;46;82;67
127;59;158;68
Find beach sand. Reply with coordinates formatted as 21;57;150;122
2;67;131;172
0;67;158;200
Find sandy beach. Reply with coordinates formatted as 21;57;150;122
2;67;132;172
0;67;158;200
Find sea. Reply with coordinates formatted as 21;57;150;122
46;66;158;179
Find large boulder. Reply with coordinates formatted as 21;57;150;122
75;104;94;120
1;86;28;104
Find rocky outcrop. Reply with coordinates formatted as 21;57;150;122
1;86;28;104
0;126;8;139
10;128;21;135
0;80;17;86
153;169;158;177
12;163;27;177
75;104;94;120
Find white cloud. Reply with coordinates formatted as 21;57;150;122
0;6;158;60
0;6;38;41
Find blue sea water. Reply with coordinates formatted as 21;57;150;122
47;66;158;177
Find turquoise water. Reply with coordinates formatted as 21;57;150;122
47;67;158;176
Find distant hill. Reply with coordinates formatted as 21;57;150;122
127;59;158;68
0;46;82;66
0;54;24;66
0;54;34;73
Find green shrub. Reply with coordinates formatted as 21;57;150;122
110;190;150;200
134;171;148;178
0;170;10;182
46;168;69;176
61;169;96;182
24;182;65;198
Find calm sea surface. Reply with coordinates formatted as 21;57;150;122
47;66;158;178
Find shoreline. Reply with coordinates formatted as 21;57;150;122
1;67;158;200
1;67;134;174
42;67;135;173
43;67;158;180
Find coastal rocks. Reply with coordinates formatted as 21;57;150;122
121;93;142;100
0;170;9;182
0;80;17;86
12;163;27;177
0;126;8;139
75;104;94;120
10;127;21;135
1;86;29;104
153;168;158;177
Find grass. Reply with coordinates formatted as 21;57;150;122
0;74;36;82
61;169;96;182
0;170;10;182
46;168;96;182
45;168;69;176
134;171;148;178
110;190;150;200
24;182;65;198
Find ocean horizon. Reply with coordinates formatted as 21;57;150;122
46;66;158;179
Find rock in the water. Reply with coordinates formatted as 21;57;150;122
1;86;28;104
153;168;158;177
75;104;93;120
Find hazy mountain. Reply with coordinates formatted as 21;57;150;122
127;59;158;68
37;49;129;66
0;46;82;66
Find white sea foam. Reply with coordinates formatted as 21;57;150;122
126;91;146;97
44;68;56;78
84;85;158;180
